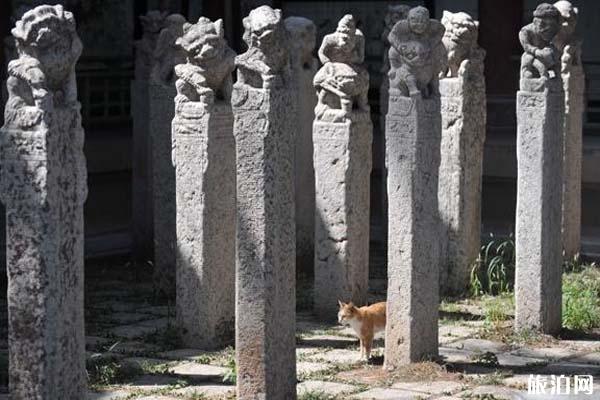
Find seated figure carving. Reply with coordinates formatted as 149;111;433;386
440;11;485;80
235;6;289;89
313;15;369;122
519;3;561;87
174;17;235;117
387;6;446;98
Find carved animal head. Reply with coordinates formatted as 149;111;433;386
284;16;316;67
243;5;284;50
441;11;478;67
408;6;430;35
338;300;358;325
334;14;358;53
177;17;227;64
12;4;82;87
533;3;561;42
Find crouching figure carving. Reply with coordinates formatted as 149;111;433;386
313;14;369;122
387;6;446;98
174;17;235;118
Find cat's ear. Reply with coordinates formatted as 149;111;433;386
338;299;345;308
348;301;355;308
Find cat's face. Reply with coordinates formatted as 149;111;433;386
337;300;357;325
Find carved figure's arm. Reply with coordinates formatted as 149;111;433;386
318;35;334;64
519;25;538;55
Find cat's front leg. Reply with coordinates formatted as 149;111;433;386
364;336;374;361
359;339;365;359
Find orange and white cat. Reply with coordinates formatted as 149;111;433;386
337;300;386;360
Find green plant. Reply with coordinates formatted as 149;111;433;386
562;267;600;330
470;234;515;296
483;294;513;325
222;354;237;385
470;351;499;367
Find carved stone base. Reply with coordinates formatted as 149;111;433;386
384;94;441;367
233;82;297;400
174;103;235;349
438;77;486;295
515;81;564;334
149;80;177;297
313;115;373;320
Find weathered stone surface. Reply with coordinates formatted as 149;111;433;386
351;388;419;399
285;16;318;275
384;96;442;367
554;1;584;259
0;5;87;398
131;10;168;267
172;384;235;397
515;7;565;334
170;362;228;381
392;380;466;395
173;17;236;349
438;11;486;295
297;380;358;396
150;14;187;297
313;14;372;319
233;6;297;399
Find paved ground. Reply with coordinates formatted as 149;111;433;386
1;261;600;399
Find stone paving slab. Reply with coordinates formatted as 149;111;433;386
172;384;235;397
462;385;523;400
511;346;575;360
102;312;156;324
351;387;422;399
157;348;212;360
307;348;363;364
170;362;228;381
129;374;182;389
299;334;359;348
565;352;600;365
391;380;466;395
297;361;334;376
446;338;506;353
538;361;600;375
87;390;131;400
297;380;359;396
111;340;162;355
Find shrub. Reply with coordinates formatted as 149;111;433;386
470;235;515;296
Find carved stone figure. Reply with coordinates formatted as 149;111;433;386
313;15;369;122
235;5;289;89
135;10;168;80
151;13;187;84
440;10;485;79
174;17;235;116
519;3;561;86
1;5;88;398
553;0;582;73
381;5;410;76
388;6;446;98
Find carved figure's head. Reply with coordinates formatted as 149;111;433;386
284;16;316;64
243;5;284;50
533;3;561;42
385;5;411;30
408;6;430;35
553;0;578;37
335;14;357;53
441;11;478;52
177;17;226;63
140;10;168;35
12;5;82;87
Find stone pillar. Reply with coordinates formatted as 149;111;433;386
173;18;236;349
149;14;187;297
438;11;486;295
284;16;318;276
379;6;410;219
131;10;168;268
383;6;445;367
515;3;564;334
312;15;372;319
233;6;296;399
554;0;584;260
0;5;87;398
